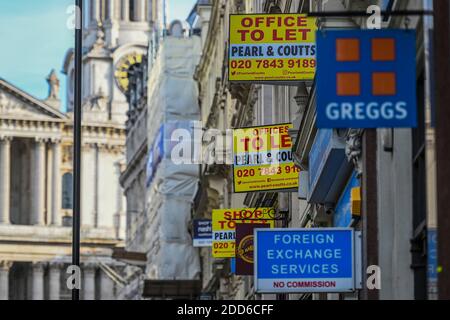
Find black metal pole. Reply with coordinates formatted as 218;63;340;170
306;10;433;18
72;0;83;301
434;0;450;300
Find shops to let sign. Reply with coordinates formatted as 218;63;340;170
212;208;275;258
229;14;317;82
233;123;299;193
316;29;417;128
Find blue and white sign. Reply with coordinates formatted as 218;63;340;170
316;29;417;128
193;219;212;247
146;121;199;188
255;228;355;293
146;125;164;187
427;228;438;296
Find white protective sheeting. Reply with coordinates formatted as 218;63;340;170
145;36;202;280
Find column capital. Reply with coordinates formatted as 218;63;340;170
35;137;49;144
50;138;62;145
0;261;13;271
0;136;13;143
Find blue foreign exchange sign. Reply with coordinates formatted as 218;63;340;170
255;228;355;293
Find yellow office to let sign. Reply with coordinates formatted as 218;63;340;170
229;14;317;82
212;208;275;258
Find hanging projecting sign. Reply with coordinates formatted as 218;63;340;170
233;124;300;193
255;229;356;293
193;220;213;247
229;14;317;82
235;223;270;276
316;29;417;129
212;208;275;258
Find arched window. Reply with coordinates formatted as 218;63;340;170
62;173;73;210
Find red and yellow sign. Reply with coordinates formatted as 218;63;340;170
212;208;275;258
229;14;317;82
233;124;300;193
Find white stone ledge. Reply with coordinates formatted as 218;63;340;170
0;224;120;245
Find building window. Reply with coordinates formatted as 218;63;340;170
62;173;73;210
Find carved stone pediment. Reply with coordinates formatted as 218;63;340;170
0;79;67;121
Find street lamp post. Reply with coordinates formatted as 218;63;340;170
72;0;83;301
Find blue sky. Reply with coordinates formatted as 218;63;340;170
170;0;197;22
0;0;196;111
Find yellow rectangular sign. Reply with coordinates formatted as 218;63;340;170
212;208;275;258
233;123;300;193
229;14;317;82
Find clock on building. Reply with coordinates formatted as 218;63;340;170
114;53;143;93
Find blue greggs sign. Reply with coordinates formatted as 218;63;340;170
254;228;355;293
316;29;417;128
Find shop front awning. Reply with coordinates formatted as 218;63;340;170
112;248;147;267
142;280;203;299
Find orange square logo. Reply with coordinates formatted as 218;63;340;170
372;38;396;61
372;72;396;96
337;73;361;96
336;39;360;62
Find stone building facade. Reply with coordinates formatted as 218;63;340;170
0;0;159;300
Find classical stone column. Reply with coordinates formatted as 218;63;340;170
113;0;119;19
51;142;62;226
31;139;46;226
122;0;130;21
0;261;13;300
114;162;124;238
92;145;99;228
100;271;115;300
91;0;100;23
107;0;115;21
49;263;62;300
83;264;96;300
137;0;145;21
46;145;53;226
0;137;12;225
32;262;45;300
